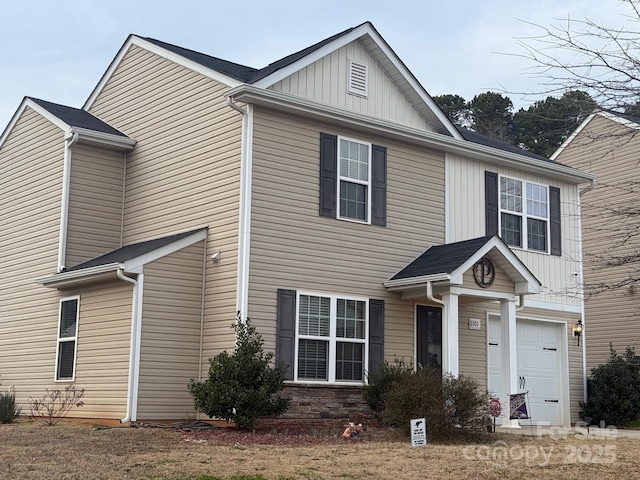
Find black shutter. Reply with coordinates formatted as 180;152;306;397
368;299;385;377
371;145;387;226
276;289;297;381
485;171;499;236
319;133;337;218
549;186;562;256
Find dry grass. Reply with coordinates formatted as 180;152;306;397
1;418;639;479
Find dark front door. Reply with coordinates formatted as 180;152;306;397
416;306;442;372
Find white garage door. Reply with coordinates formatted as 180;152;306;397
488;318;562;425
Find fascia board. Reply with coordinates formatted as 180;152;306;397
383;273;451;289
1;98;68;148
229;86;596;184
84;35;243;111
37;263;122;287
123;228;207;271
70;127;136;151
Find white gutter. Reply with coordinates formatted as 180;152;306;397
227;86;596;185
118;269;143;424
37;263;122;287
578;184;591;403
384;273;451;289
57;132;79;272
228;97;253;319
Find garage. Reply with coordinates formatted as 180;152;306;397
488;317;566;425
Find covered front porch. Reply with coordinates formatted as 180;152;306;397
384;235;552;428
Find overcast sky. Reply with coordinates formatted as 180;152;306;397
0;0;631;130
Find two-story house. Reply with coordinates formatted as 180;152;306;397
553;110;640;372
0;22;593;426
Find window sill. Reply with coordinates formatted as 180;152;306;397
286;381;366;388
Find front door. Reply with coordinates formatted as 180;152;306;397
416;306;442;372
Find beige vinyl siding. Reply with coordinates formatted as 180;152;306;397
247;107;445;362
270;40;433;132
458;304;490;390
0;107;66;409
555;114;640;371
66;143;124;267
137;241;204;420
60;280;132;419
88;44;243;358
446;153;582;307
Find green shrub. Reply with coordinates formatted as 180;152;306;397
362;358;414;412
581;345;640;426
366;362;489;442
0;391;21;424
188;314;290;430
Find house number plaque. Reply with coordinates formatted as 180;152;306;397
473;258;495;288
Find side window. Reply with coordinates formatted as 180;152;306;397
56;297;79;381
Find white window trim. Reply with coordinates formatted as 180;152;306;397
336;136;372;225
347;58;368;97
294;291;369;385
54;296;80;382
498;175;550;254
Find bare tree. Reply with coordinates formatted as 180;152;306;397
516;0;640;111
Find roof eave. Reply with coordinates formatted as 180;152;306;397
228;86;595;184
383;273;452;290
69;127;136;151
37;263;123;288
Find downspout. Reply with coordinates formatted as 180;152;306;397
196;241;208;420
426;282;444;306
516;295;526;312
227;96;252;319
578;180;595;403
118;268;143;424
57;132;79;272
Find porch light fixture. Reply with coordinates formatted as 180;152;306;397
573;319;583;346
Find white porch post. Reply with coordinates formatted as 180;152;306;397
499;298;520;429
441;292;459;376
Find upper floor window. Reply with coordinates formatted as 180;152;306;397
499;176;549;252
55;297;79;381
338;138;371;222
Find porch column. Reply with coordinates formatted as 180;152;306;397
441;292;459;376
499;298;520;429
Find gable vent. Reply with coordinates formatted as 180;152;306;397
348;59;368;97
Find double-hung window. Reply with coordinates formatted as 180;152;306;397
338;137;371;223
296;293;368;383
55;297;79;381
499;176;549;252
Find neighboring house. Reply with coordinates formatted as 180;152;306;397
0;22;594;426
553;110;640;372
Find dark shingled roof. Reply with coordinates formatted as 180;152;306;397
455;126;556;163
29;97;127;137
64;228;206;272
143;24;358;85
390;235;495;281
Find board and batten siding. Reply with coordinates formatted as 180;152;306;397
555;114;640;371
270;39;433;132
136;241;205;420
446;153;582;307
247;107;445;362
0;107;66;409
88;44;244;358
66;143;124;268
59;280;133;419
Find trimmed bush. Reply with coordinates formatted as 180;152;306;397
189;315;290;430
581;345;640;426
364;361;489;442
0;391;21;424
